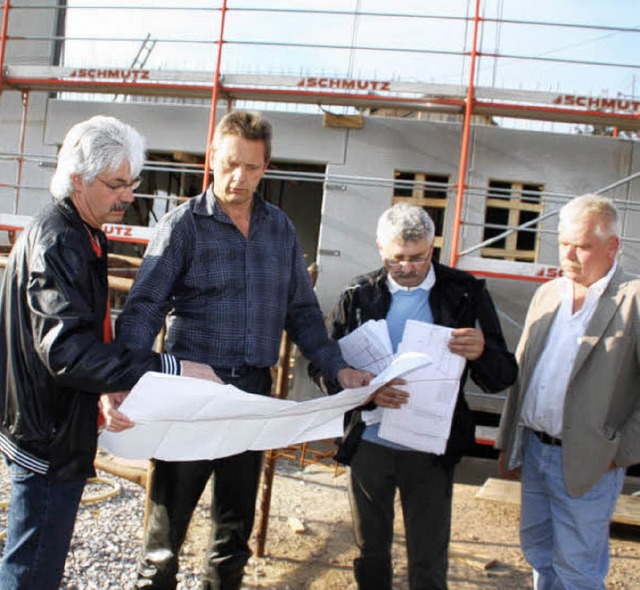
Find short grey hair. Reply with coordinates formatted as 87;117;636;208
558;194;620;240
50;115;146;201
376;203;436;246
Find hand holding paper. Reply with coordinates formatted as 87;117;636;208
99;392;133;432
369;379;409;409
337;367;374;389
448;327;485;361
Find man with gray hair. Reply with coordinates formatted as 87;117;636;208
497;194;640;590
0;115;214;590
318;202;517;589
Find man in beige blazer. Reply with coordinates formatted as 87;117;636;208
496;193;640;590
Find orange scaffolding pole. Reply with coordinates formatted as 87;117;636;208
449;0;482;268
202;0;228;191
0;0;11;97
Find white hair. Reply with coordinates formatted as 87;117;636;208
376;203;435;247
50;115;146;201
558;194;620;240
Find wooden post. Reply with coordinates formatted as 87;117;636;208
255;264;317;556
254;332;293;557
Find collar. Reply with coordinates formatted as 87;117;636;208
193;185;269;222
561;259;617;300
386;264;436;293
60;197;105;241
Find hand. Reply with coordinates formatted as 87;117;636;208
337;368;373;389
180;360;224;383
371;378;409;409
99;392;134;432
449;327;484;361
497;451;521;480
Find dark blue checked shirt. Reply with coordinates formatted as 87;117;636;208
116;188;347;381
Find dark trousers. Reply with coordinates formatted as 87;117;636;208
348;441;455;590
135;367;272;590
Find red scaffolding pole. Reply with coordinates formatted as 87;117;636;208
0;0;11;97
202;0;228;191
449;0;482;268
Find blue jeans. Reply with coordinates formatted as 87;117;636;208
0;459;86;590
520;430;624;590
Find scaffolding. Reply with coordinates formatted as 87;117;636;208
1;1;639;277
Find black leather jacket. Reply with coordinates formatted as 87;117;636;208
0;198;171;480
317;263;518;467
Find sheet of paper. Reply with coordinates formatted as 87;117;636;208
399;320;465;380
378;367;459;453
378;321;464;454
338;319;393;375
99;352;432;461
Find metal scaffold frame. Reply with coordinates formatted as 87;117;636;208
1;0;639;280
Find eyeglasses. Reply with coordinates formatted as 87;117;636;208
96;176;142;193
386;258;430;268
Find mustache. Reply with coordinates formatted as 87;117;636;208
561;262;581;272
110;203;130;213
560;263;582;273
391;269;419;278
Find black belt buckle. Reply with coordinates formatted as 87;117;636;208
215;365;268;380
230;366;245;378
532;429;562;447
212;366;244;380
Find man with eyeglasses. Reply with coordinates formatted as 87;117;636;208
314;203;517;589
110;110;372;590
0;115;216;590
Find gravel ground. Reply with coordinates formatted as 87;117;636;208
0;464;151;589
0;453;638;589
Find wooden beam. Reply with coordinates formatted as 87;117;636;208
476;478;640;526
486;198;543;213
322;112;364;129
94;455;149;488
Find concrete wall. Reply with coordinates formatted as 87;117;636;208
317;117;463;310
5;98;639;317
468;126;636;266
314;116;639;311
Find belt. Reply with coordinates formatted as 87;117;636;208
213;365;270;379
531;429;562;447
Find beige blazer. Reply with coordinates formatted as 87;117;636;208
496;266;640;497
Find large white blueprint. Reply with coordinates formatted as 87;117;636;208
98;352;431;461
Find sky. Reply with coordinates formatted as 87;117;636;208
62;1;640;117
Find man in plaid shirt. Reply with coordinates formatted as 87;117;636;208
112;111;371;590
